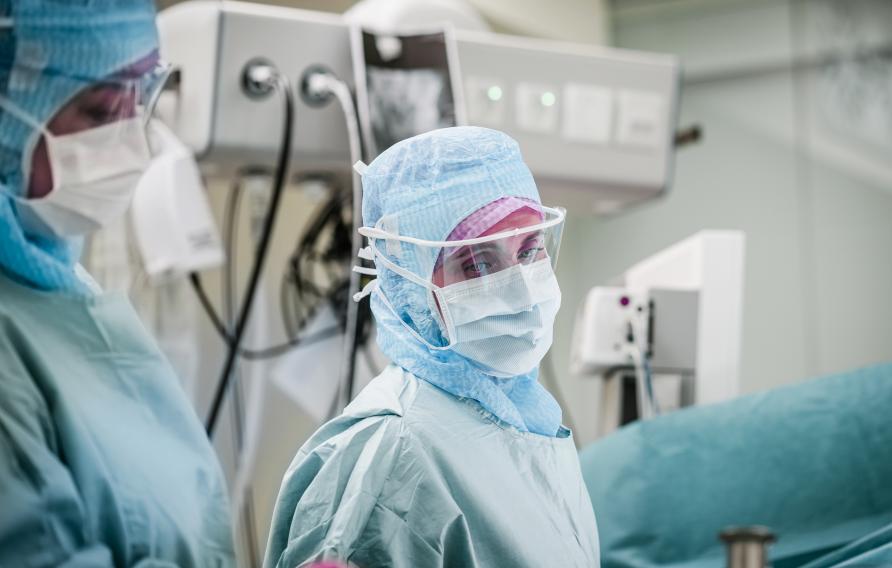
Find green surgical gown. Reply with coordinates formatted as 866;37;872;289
0;270;235;567
264;365;599;568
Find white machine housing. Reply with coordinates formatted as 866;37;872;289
572;230;746;409
572;287;650;372
157;0;681;212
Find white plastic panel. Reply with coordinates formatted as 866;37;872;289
616;89;665;150
158;1;681;210
623;230;746;405
454;30;681;210
465;76;507;126
571;287;648;374
562;83;612;145
157;2;221;156
514;82;560;133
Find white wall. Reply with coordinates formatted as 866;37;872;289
464;0;609;44
550;0;892;446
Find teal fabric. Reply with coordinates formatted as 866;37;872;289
264;365;599;568
802;522;892;568
0;0;158;293
0;270;235;566
579;363;892;568
362;126;562;435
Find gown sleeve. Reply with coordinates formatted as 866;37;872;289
0;347;114;567
265;414;468;568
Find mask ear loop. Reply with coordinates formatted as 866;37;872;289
428;244;471;341
0;94;55;200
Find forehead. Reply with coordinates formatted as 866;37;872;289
445;208;545;260
109;50;160;80
478;207;543;238
449;230;543;261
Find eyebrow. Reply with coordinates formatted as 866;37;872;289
86;82;132;96
453;244;499;261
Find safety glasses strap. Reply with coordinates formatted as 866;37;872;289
0;94;49;135
361;236;452;351
358;205;565;249
366;236;437;292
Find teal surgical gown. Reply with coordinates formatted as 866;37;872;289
579;362;892;568
0;270;235;566
264;365;599;568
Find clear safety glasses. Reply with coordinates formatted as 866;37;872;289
0;59;172;145
58;59;173;129
136;60;174;121
359;205;566;289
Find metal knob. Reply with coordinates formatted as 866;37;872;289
242;58;279;99
720;526;776;568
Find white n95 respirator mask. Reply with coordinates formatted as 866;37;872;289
0;95;153;239
130;119;225;279
354;204;566;378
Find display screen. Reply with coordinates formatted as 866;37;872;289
353;28;464;159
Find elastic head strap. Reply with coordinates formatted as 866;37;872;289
352;277;377;302
358;205;565;249
360;234;453;351
0;94;49;134
365;235;436;293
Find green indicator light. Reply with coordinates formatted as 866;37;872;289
540;91;556;107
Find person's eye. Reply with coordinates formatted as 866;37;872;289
517;247;544;263
80;105;118;126
462;260;492;278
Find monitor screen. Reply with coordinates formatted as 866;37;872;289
352;27;465;159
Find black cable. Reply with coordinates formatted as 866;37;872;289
280;275;298;339
643;354;660;415
189;272;338;360
190;273;230;341
204;74;294;436
342;293;366;403
284;186;343;327
192;179;350;348
277;185;353;353
361;343;380;377
240;326;341;360
290;188;347;300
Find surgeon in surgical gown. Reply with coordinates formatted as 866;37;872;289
0;1;234;566
265;127;599;568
